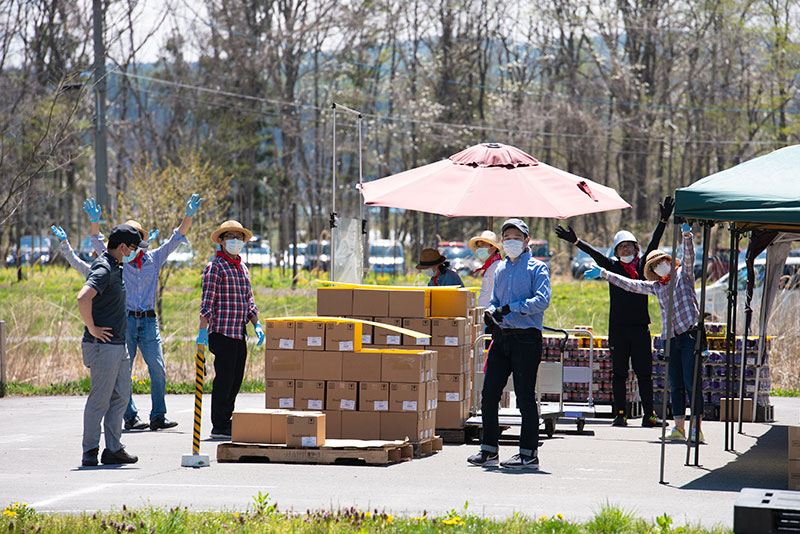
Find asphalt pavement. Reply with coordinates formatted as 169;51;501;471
0;393;794;527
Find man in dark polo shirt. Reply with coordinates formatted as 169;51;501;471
77;224;145;466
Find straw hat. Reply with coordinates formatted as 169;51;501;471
210;220;253;243
468;230;502;253
123;220;147;241
643;249;680;281
415;248;446;270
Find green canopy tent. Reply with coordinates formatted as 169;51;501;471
659;144;800;480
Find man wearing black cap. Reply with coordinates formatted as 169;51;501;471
468;218;551;470
76;224;144;466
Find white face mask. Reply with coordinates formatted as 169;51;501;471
653;261;671;278
503;239;525;259
224;238;245;255
619;254;635;264
474;247;491;261
422;268;435;277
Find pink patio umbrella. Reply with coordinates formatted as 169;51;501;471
360;143;631;218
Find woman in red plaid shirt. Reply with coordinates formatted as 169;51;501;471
197;220;265;439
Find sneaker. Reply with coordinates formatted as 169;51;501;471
210;428;231;440
124;416;149;430
149;417;178;430
467;450;499;467
689;429;705;443
642;414;663;428
81;447;99;467
100;446;138;465
664;426;686;441
500;452;539;470
611;413;627;427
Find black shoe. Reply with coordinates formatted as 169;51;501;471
101;446;138;465
124;416;149;430
149;417;178;430
81;447;99;467
642;414;663;428
500;452;539;470
467;450;499;467
210;428;231;440
611;414;627;427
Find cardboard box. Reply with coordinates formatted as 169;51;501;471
341;411;381;440
294;380;326;410
359;382;389;412
380;411;425;441
353;316;374;345
426;379;439;410
296;321;326;351
430;288;474;317
381;350;429;382
342;350;382;382
325;321;362;352
789;462;800;490
718;398;753;422
437;373;465;402
231;409;272;443
323;410;342;439
265;379;296;409
431;318;468;346
389;382;427;412
271;411;289;443
389;290;430;318
286;412;326;447
374;317;403;346
353;288;389;317
302;351;342;381
265;350;303;380
437;400;468;429
265;320;296;350
402;318;431;347
326;381;358;411
790;426;800;460
317;287;353;316
436;345;468;374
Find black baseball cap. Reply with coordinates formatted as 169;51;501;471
108;224;147;248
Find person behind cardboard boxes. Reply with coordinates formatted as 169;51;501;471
197;220;265;439
584;222;704;443
468;230;503;308
84;194;203;431
416;247;464;287
554;196;674;428
467;218;551;470
76;224;146;466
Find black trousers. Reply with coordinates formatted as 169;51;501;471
480;328;542;455
608;324;654;417
209;331;247;432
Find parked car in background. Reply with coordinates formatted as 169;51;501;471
571;247;614;279
281;243;307;269
528;239;552;267
243;241;273;268
305;240;330;271
166;242;194;264
6;235;55;266
369;239;405;274
438;241;476;277
78;236;96;262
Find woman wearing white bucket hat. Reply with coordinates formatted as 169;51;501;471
468;230;503;308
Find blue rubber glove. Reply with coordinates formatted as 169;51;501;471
186;194;203;217
148;229;159;243
50;225;67;242
584;264;604;279
83;198;101;223
681;223;691;234
196;328;208;348
254;323;265;346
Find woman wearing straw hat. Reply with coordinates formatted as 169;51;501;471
468;230;503;308
196;220;265;439
584;222;704;443
415;247;464;287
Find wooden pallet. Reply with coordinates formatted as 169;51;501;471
217;437;441;465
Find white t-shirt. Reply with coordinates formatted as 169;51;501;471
478;260;501;308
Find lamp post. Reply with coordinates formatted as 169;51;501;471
92;0;108;216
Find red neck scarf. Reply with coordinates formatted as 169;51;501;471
620;255;640;279
473;252;502;277
658;274;671;285
131;250;145;269
216;250;242;270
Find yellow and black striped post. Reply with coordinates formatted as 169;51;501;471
182;343;209;467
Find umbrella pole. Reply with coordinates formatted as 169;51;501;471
686;222;710;467
659;221;680;485
330;103;337;281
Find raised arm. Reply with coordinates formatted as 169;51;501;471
51;225;91;278
555;225;615;270
642;196;674;258
585;263;658;296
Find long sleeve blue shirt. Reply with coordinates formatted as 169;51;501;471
488;251;551;331
92;229;189;312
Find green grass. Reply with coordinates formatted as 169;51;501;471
0;500;731;534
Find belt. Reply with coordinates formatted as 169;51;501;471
498;327;541;335
128;310;156;318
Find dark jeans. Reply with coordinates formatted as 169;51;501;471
608;324;654;417
210;331;247;432
668;329;703;417
481;328;542;456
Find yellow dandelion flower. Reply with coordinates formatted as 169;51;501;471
365;511;371;517
386;515;393;522
556;513;564;520
540;515;549;521
3;510;16;517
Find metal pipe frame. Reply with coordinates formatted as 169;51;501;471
659;222;680;485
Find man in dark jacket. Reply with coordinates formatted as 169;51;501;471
555;196;674;427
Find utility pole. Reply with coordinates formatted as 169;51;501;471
93;0;109;217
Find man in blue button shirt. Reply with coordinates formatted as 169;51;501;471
467;218;551;470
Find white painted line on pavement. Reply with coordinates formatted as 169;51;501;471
32;483;111;508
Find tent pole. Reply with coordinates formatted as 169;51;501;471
737;231;754;434
723;226;739;451
659;221;680;485
686;222;710;467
